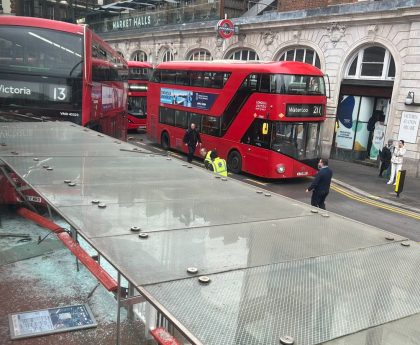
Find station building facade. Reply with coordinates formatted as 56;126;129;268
101;0;420;177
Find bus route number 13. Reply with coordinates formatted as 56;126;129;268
53;87;67;101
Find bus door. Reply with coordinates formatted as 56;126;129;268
241;119;270;176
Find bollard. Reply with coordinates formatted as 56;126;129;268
394;169;406;198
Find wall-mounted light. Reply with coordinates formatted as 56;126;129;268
405;91;420;106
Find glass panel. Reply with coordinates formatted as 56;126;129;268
348;56;358;76
271;122;320;160
0;26;83;77
249;51;256;61
279;53;286;61
175;70;189;85
295;49;305;62
128;96;147;118
286;50;294;61
361;63;383;77
270;74;325;95
388;56;395;78
129;68;151;80
188;112;202;131
190;71;204;87
159;107;175;125
363;46;385;63
242;119;271;149
354;122;369;152
315;55;321;69
305;49;314;65
174;110;188;128
335;95;360;150
201;116;220;136
358;97;375;122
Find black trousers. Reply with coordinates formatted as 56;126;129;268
379;161;390;177
311;190;329;210
187;144;196;163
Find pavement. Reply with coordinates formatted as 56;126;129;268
329;159;420;213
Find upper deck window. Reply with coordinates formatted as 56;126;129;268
241;74;326;96
0;26;83;78
151;69;230;89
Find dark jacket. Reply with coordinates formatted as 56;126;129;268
183;128;201;146
379;146;392;163
308;166;333;193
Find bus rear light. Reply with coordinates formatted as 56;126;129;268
276;164;286;174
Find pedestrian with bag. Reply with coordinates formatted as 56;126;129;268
378;139;393;178
306;158;333;210
183;123;201;163
387;140;406;185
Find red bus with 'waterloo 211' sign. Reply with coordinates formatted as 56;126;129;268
147;60;327;179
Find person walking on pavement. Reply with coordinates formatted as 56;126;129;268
306;158;333;210
387;140;406;185
378;139;393;178
183;123;201;163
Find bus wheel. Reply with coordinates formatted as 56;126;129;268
161;131;170;150
228;150;242;174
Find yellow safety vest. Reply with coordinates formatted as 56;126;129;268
204;151;213;169
212;157;228;177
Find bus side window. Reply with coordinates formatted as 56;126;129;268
202;116;221;136
188;112;202;131
174;110;188;128
259;74;270;93
190;71;204;87
176;71;189;86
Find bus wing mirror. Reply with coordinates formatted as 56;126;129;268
325;75;331;99
262;122;269;135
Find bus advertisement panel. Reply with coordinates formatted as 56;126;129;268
147;61;327;179
0;16;128;140
127;61;152;131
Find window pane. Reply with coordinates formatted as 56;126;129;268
314;55;321;69
305;49;314;65
279;53;286;61
202;116;220;136
188;113;202;131
363;47;385;63
286;50;294;61
242;119;271;149
295;49;304;62
175;110;188;128
348;56;358;76
161;69;177;84
249;51;256;60
175;70;189;85
190;71;204;87
361;63;383;77
388;56;395;78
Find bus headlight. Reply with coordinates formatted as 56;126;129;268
276;164;286;174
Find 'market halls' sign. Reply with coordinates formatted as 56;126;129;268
111;15;152;31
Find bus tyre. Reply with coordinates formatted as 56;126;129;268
161;132;170;150
228;150;242;174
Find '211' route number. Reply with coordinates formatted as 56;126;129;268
53;87;67;101
313;105;322;115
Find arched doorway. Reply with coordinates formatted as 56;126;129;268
332;45;395;163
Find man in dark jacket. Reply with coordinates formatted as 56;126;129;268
306;158;333;210
183;123;201;163
378;139;393;178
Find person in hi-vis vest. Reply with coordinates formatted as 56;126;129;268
200;148;228;177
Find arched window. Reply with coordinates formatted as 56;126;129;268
278;47;321;69
162;50;174;62
227;49;259;61
131;50;147;62
346;46;395;80
188;50;212;61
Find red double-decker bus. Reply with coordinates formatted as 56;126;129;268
147;61;327;178
127;61;152;131
0;16;128;140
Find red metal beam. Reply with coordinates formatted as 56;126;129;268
16;207;118;292
150;328;181;345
